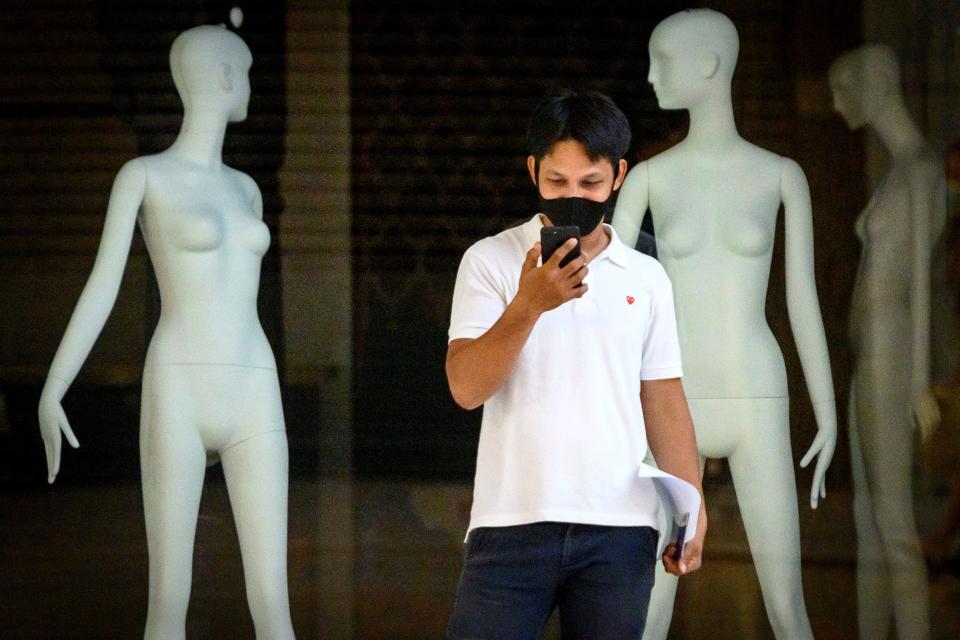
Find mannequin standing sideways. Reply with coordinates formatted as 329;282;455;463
829;43;945;640
613;9;837;640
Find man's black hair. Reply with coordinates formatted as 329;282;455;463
526;88;631;177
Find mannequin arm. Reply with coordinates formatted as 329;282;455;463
909;167;938;402
780;157;837;508
38;158;146;482
611;161;649;249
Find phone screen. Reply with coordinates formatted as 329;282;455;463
540;225;581;268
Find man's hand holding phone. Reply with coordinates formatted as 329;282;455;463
514;231;588;317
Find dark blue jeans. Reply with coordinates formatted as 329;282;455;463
446;522;658;640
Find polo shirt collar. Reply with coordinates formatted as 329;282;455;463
521;214;631;269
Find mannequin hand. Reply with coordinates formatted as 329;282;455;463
800;425;836;509
514;240;588;316
913;388;941;444
38;381;79;483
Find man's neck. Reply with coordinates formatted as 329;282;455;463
579;221;611;264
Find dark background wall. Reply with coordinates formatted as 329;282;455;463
350;0;865;484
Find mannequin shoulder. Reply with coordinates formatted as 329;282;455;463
735;140;788;168
621;159;649;188
777;155;811;195
223;167;263;213
112;157;148;192
634;146;692;186
224;166;261;197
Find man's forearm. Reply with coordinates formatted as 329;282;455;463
642;379;701;487
642;378;707;574
446;298;540;410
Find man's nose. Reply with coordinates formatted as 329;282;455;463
567;184;587;198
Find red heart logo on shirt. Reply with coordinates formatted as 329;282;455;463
626;296;635;305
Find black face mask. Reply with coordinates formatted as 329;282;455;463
537;191;616;235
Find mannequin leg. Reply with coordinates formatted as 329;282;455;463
727;400;813;640
221;429;295;640
854;362;930;640
848;381;893;640
140;411;207;640
641;455;706;640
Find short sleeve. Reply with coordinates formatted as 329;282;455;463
448;245;508;341
639;265;683;380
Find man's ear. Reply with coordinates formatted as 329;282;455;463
526;155;539;186
218;62;234;91
613;159;628;190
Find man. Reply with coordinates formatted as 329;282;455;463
444;89;707;639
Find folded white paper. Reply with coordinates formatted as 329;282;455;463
639;462;702;557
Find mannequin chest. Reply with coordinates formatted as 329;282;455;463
648;172;780;262
140;168;270;257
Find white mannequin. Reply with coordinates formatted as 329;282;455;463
829;43;943;640
613;10;836;639
37;25;295;640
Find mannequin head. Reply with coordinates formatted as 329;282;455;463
525;88;629;199
170;25;252;122
647;9;739;109
828;44;902;130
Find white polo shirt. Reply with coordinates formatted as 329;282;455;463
449;214;683;534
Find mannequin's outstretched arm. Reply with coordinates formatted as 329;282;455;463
611;161;649;248
780;157;837;508
38;158;146;482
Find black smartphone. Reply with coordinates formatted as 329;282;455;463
671;512;690;562
540;225;581;268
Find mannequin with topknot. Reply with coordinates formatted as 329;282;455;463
37;24;295;639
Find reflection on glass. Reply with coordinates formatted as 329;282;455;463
829;43;947;640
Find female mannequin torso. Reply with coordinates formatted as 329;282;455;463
644;141;787;401
141;155;275;368
850;148;943;364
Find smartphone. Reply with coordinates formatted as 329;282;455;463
671;512;690;562
540;225;581;268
